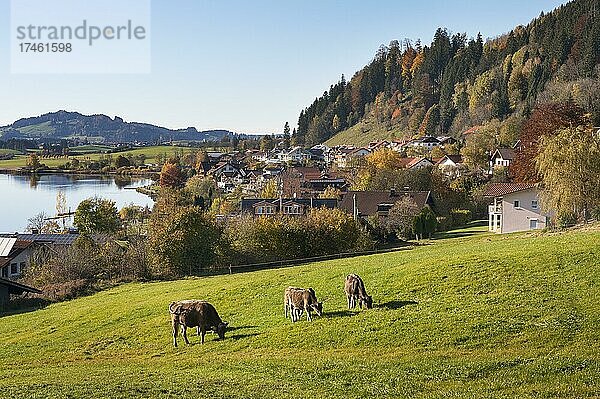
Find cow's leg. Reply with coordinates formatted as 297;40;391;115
172;321;179;347
197;326;201;336
306;306;312;321
181;325;190;345
347;294;351;309
201;328;206;344
284;301;288;319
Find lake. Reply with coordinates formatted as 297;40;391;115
0;174;155;233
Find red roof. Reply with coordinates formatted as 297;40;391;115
483;183;537;197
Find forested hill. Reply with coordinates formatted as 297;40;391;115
0;111;233;144
295;0;600;147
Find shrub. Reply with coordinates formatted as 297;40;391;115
450;209;472;228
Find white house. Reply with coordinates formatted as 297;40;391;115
410;136;441;150
279;147;311;163
484;183;550;234
0;238;33;279
436;155;465;177
489;148;515;174
335;147;371;168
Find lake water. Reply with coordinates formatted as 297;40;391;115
0;174;155;233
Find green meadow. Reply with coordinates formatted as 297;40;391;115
0;146;194;169
1;226;599;398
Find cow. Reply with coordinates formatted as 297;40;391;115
168;300;228;347
284;286;323;322
344;274;373;310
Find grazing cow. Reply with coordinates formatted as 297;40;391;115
168;300;228;347
284;286;323;322
345;274;373;309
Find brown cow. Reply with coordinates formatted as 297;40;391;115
284;287;323;322
345;274;373;309
168;300;228;347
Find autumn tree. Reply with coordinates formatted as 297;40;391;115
536;126;600;224
26;153;41;169
512;102;587;183
148;190;221;276
260;179;279;198
160;162;185;189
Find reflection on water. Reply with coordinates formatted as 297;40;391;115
0;174;155;233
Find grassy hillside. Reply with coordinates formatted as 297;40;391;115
0;145;193;169
1;228;599;398
325;119;404;147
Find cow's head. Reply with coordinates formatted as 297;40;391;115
362;295;373;309
215;322;228;340
312;302;323;316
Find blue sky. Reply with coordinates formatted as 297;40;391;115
0;0;566;134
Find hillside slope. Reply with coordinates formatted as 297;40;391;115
297;0;600;147
0;111;232;144
1;228;599;398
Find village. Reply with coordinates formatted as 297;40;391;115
0;131;544;296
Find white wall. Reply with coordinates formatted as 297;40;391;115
502;189;547;233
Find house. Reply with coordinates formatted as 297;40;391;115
389;139;409;153
279;147;311;163
208;161;240;179
0;234;79;279
0;238;34;279
0;277;41;310
368;140;390;151
438;136;458;146
334;147;371;168
339;190;433;219
398;157;434;170
484;183;549;234
489;148;515;173
409;136;441;150
281;167;322;198
436;155;465;177
240;198;338;216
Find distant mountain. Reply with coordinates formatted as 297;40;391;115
0;111;234;143
296;0;600;146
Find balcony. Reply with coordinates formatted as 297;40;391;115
489;204;502;214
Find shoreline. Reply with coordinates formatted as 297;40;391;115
0;168;159;179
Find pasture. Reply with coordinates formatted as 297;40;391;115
1;227;599;398
0;145;194;169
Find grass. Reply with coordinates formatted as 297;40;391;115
1;228;600;398
68;145;116;154
0;149;22;156
325;119;407;147
0;145;194;169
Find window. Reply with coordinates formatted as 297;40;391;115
1;266;7;278
531;200;538;210
20;262;26;274
284;205;301;215
10;263;18;275
513;200;520;208
256;206;274;215
530;219;538;229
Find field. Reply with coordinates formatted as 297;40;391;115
0;149;23;156
1;227;599;398
0;146;194;169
